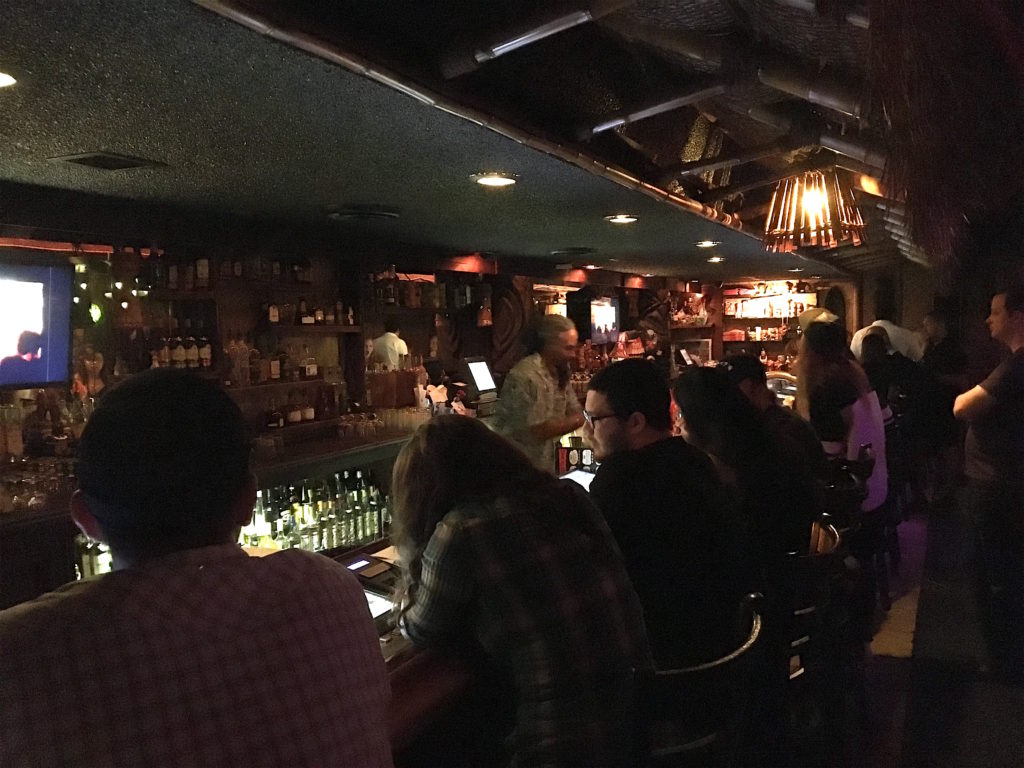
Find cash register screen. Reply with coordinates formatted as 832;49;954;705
467;360;497;394
364;590;393;619
560;469;595;491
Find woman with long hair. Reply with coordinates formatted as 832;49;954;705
671;367;818;584
797;319;888;512
392;415;650;767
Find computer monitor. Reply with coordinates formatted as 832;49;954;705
460;357;498;402
0;260;73;390
590;297;619;345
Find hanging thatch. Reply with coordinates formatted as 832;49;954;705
869;0;1024;268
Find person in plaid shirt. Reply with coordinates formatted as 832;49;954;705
391;416;651;767
0;369;392;768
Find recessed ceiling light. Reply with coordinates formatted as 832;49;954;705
604;214;637;224
706;256;725;263
643;273;654;277
788;267;804;273
0;73;16;88
471;172;516;187
585;264;597;270
809;275;822;279
695;240;720;248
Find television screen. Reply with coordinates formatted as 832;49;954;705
0;261;73;390
590;298;619;345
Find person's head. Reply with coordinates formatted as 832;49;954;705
796;318;869;418
16;331;42;360
526;314;578;385
72;369;255;566
859;331;889;368
986;286;1024;347
384;317;400;335
922;310;948;344
584;358;671;461
391;416;550;604
671;366;764;466
720;354;774;411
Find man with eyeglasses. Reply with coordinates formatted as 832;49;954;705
584;359;738;668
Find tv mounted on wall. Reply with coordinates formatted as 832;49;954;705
0;258;73;390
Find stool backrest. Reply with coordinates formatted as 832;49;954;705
633;593;763;766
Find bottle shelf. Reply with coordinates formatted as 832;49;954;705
226;377;333;393
724;338;790;344
264;324;361;335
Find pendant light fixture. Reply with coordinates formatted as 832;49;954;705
764;168;865;253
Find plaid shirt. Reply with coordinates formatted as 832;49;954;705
402;481;651;767
0;545;392;768
495;353;581;472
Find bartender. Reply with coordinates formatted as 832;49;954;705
371;317;408;370
494;314;585;471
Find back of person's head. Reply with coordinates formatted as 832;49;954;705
998;284;1024;315
587;358;671;431
721;354;767;388
16;331;42;356
671;366;764;466
76;369;251;560
384;316;400;334
859;331;889;367
524;314;576;355
803;319;849;364
392;415;547;551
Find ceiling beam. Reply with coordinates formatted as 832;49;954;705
441;0;634;78
578;81;728;140
658;136;807;186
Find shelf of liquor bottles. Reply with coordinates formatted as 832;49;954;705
253;434;409;488
264;324;362;335
76;463;398;579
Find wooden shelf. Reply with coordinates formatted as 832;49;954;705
265;324;361;335
253;434;410;485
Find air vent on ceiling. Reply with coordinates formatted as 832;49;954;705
328;205;401;222
549;247;596;258
51;152;165;171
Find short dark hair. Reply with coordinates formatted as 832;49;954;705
76;369;250;558
996;285;1024;315
720;354;766;387
384;317;400;334
587;358;671;431
16;331;42;356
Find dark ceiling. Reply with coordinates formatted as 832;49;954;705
0;0;907;280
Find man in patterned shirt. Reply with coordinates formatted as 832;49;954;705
0;369;393;767
494;314;585;471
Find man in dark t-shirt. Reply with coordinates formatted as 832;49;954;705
584;359;737;668
954;288;1024;618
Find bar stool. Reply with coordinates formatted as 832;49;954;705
632;593;764;767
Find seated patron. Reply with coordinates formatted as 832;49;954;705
392;416;650;767
584;359;739;668
672;367;820;586
0;369;393;767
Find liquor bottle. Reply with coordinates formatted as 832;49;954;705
335;298;345;326
232;254;244;279
269;346;281;381
325;303;336;325
167;256;179;291
237;335;251;387
314;305;325;325
171;333;187;369
299;298;314;325
248;342;262;384
300;345;318;380
286;390;302;424
195;256;210;290
219;257;233;280
183;319;199;369
265;396;284;430
271;257;282;280
157;334;171;368
347;305;355;326
301;393;315;422
197;321;213;369
182;258;195;292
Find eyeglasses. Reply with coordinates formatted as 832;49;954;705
583;409;619;427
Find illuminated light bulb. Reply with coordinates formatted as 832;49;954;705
120;301;129;309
